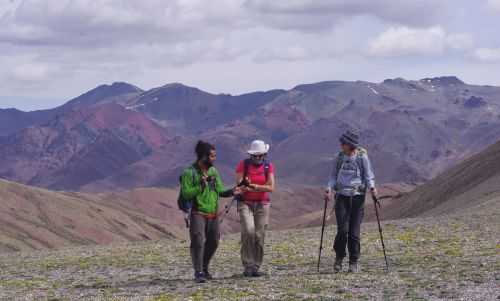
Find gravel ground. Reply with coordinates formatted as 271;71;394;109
0;207;498;301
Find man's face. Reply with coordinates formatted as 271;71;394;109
208;149;217;165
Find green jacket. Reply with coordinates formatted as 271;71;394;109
181;164;231;214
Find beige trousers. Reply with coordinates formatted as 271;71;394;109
238;201;270;271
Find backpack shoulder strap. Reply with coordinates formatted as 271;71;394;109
263;160;270;182
180;166;197;186
243;159;251;180
190;166;196;185
243;159;271;181
355;147;367;179
335;151;344;179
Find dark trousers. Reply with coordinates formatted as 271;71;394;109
189;213;220;273
333;194;365;263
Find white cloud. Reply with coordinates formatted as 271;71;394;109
368;26;446;57
446;33;474;50
487;0;500;11
368;26;473;57
244;0;444;31
254;46;309;63
12;62;51;81
0;0;500;107
472;48;500;62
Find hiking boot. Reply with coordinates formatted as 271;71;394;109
243;268;254;277
251;270;265;278
203;270;213;280
194;272;206;283
348;262;360;273
334;258;343;273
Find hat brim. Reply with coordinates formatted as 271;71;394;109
247;144;270;155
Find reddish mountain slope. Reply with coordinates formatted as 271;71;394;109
0;104;173;190
1;76;500;193
0;178;416;253
0;82;143;137
0;179;180;252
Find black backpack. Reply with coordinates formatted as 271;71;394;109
177;166;196;213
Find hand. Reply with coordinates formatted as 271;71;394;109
371;187;378;198
201;175;208;190
184;213;190;228
324;189;332;201
233;186;242;195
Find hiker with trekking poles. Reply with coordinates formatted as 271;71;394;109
178;140;242;283
235;140;275;277
321;130;378;273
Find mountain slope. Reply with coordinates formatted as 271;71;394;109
270;77;500;185
0;179;182;252
61;82;143;111
392;139;500;218
0;82;143;137
0;108;57;137
1;76;500;192
0;103;174;190
128;83;286;133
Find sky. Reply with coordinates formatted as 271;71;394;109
1;0;500;110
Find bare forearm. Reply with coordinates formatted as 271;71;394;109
248;183;273;192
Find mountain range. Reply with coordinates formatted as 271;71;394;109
1;76;500;252
1;76;500;192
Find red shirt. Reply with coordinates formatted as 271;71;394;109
236;160;274;202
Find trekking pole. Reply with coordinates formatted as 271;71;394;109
317;196;329;272
372;195;389;272
184;207;191;228
219;197;238;224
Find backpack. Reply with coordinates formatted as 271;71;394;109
334;147;367;191
177;166;196;213
243;159;271;183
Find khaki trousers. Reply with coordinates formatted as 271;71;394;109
238;201;270;271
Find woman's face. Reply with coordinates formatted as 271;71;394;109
250;154;265;165
341;143;354;153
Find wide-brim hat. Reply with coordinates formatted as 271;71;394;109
247;140;270;155
339;130;360;147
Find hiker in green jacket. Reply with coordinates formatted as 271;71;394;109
181;140;242;283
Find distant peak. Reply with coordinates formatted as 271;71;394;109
150;82;208;96
83;82;143;95
160;82;193;89
109;82;143;92
419;76;465;86
382;77;408;85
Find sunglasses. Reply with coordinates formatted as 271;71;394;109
251;154;265;159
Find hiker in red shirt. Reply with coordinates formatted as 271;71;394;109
235;140;275;277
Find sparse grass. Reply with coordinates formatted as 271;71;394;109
0;208;498;300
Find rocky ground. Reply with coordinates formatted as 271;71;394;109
0;205;498;301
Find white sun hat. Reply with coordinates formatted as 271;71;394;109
247;140;270;155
